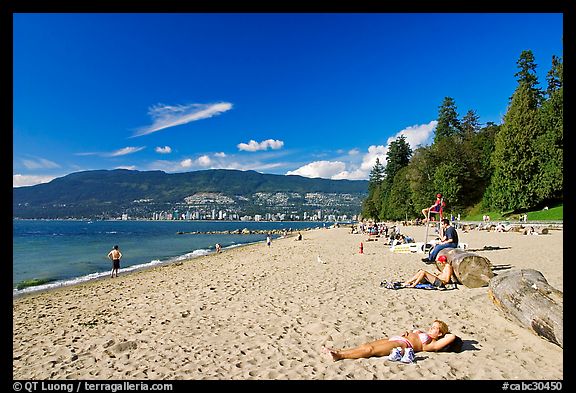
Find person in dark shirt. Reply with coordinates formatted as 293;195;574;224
422;218;459;263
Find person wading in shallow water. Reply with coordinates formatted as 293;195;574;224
107;245;122;278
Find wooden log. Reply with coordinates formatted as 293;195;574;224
488;269;563;348
436;248;493;288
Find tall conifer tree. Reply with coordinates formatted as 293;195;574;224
489;50;542;211
434;97;462;143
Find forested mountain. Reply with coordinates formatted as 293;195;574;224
13;169;368;219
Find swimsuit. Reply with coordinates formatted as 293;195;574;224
416;331;432;345
113;259;120;269
389;336;413;349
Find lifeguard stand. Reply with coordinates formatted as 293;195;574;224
422;195;445;253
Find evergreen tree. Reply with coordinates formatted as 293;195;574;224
434;97;462;143
514;50;543;105
405;146;438;216
368;157;385;192
385;167;416;221
379;135;412;219
545;55;562;96
488;50;547;212
490;83;541;211
383;135;413;185
461;109;481;139
535;54;563;203
361;158;385;219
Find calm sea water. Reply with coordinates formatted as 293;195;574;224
13;219;332;296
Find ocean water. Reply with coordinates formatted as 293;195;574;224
13;219;331;296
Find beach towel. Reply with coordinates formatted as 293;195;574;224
414;283;437;290
380;281;457;290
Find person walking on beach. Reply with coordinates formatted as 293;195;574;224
322;320;459;363
107;245;122;278
266;234;272;247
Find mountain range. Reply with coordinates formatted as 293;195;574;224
13;169;368;220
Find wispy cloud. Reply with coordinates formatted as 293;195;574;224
21;157;60;170
155;146;172;154
76;147;146;157
133;102;233;137
237;139;284;152
106;147;146;157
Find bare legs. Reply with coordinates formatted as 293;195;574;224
404;269;437;287
323;338;407;361
422;208;430;222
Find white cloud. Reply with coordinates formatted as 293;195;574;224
106;146;146;157
133;102;233;137
21;157;60;170
237;139;284;152
180;158;194;168
284;120;437;181
176;155;212;170
197;155;212;167
286;161;346;179
13;174;56;187
155;146;172;154
214;152;226;158
391;120;437;150
360;145;388;173
358;120;437;176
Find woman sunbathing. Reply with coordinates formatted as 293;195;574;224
322;319;458;363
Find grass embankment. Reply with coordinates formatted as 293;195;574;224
461;204;563;222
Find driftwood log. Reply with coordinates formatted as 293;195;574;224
436;248;493;288
488;269;563;348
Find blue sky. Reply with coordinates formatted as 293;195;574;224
13;13;563;187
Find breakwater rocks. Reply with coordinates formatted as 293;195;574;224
176;227;316;236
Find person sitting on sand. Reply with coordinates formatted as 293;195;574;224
323;319;458;363
403;255;453;288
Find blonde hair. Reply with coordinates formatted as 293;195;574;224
433;320;449;336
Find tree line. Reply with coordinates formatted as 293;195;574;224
362;49;563;221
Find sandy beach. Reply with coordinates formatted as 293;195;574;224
12;224;563;380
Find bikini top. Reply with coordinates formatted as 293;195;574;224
413;330;432;345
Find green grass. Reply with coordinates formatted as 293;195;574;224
462;204;562;221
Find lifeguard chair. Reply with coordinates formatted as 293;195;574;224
421;193;445;253
422;193;445;222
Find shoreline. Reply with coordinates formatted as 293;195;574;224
13;220;329;298
12;238;266;299
13;225;563;380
